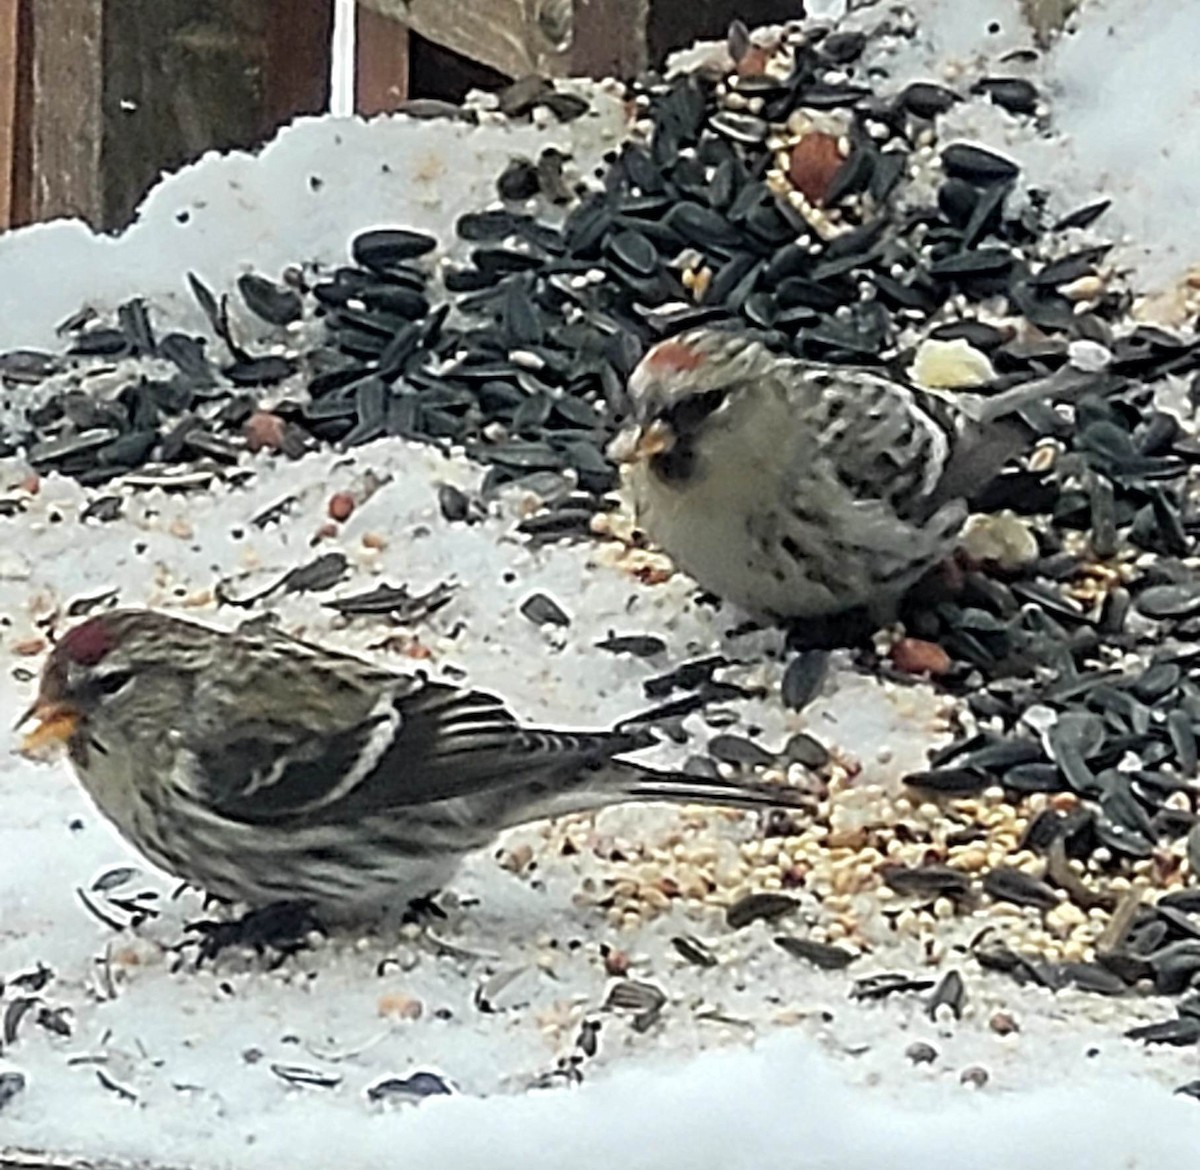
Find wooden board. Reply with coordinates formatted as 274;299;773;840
355;2;409;115
25;0;104;225
0;0;22;227
6;0;334;232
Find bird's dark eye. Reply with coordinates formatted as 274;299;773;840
95;669;134;696
664;389;728;436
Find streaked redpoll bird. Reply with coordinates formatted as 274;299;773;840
19;609;798;916
615;328;1115;624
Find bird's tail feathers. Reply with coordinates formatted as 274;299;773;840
624;767;810;811
928;367;1126;510
528;759;811;823
967;367;1126;426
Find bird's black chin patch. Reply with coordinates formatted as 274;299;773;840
650;445;696;483
646;389;727;484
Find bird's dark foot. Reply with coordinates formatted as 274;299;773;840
784;607;877;651
179;900;325;969
401;891;449;926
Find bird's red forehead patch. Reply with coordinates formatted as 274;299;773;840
58;617;116;666
644;338;704;375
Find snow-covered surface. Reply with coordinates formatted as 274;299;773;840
888;0;1200;293
2;0;1200;1167
0;93;630;353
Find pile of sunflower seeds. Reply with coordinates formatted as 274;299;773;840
3;13;1200;1036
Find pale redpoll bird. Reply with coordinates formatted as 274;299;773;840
19;609;798;915
615;328;1117;623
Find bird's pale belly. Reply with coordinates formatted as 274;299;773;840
627;460;858;620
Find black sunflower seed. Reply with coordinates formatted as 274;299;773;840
238;272;303;325
1059;961;1129;996
1020;808;1065;852
883;865;972;901
542;92;589;123
0;1072;25;1112
708;735;774;769
1053;199;1111;231
902;767;989;795
972;77;1039;115
604;979;666;1016
820;30;867;63
983;866;1058;910
117;297;157;355
3;997;37;1045
1134;583;1200;620
0;349;58;382
69;327;130;357
436;483;472;522
774;936;856;969
1127;1017;1200;1046
97;430;157;468
643;656;726;699
325;583;456;622
1157;906;1200;942
929;247;1015;279
708;111;769;144
352;228;437;268
1187;825;1200;879
225;354;296;386
665;202;744;250
1047;709;1107;761
1095;817;1154;860
607;229;660;277
271;1062;343;1088
497;157;541;201
781;650;829;711
782;732;829;770
963;738;1042;770
672;935;717;968
726;892;798;930
926;969;966;1019
29;429;120;468
1168;710;1199;774
279;553;349;596
367;1072;453;1103
595;634;667;658
1031;246;1111;287
940;142;1020;183
519;592;571;628
897;82;960;118
850;973;935;1001
517;508;596;540
998;758;1065;796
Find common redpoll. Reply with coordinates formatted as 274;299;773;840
615;328;1116;623
19;609;798;915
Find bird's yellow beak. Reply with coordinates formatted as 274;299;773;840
17;699;79;757
607;420;676;465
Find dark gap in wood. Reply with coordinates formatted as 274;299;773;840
265;0;333;131
9;0;36;225
408;30;510;103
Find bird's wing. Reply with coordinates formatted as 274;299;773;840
781;361;954;523
181;657;638;825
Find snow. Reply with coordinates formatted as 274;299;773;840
864;0;1200;293
2;0;1200;1166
